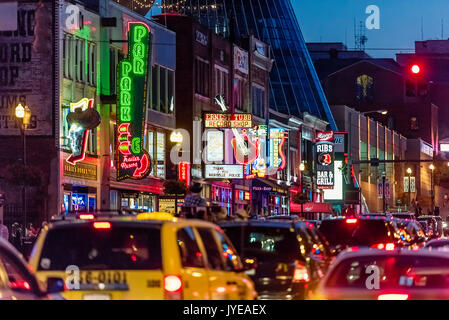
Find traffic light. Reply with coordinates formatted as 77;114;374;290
411;64;421;74
406;63;427;97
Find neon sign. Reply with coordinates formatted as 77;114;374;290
116;22;152;181
66;98;101;164
315;131;335;189
179;162;191;186
269;128;287;171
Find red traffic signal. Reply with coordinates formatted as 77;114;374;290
411;64;421;74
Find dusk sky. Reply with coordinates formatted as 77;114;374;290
293;0;449;58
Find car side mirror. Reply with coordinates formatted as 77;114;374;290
47;277;65;294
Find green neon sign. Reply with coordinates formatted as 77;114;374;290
116;22;152;181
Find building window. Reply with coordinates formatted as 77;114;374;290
63;33;73;79
215;66;228;102
410;117;419;130
87;42;96;86
195;57;210;97
252;85;265;118
150;64;175;114
234;76;246;111
145;129;166;178
75;38;85;82
356;74;374;102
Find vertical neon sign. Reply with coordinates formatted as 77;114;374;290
117;22;151;181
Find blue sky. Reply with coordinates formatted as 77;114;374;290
292;0;449;58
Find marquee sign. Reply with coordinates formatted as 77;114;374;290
116;22;152;181
205;165;244;179
315;131;335;189
204;113;252;128
66;98;101;164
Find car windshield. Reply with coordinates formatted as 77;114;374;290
319;219;393;247
222;225;302;262
38;225;162;270
326;254;449;289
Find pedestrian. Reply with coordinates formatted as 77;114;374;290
214;207;230;223
10;222;22;251
0;219;8;242
234;208;249;221
183;183;207;207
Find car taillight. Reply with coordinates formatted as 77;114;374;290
293;261;310;283
377;293;409;300
370;243;395;251
79;214;95;220
346;218;358;224
93;222;111;229
164;275;183;300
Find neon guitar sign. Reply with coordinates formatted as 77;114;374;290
214;96;258;165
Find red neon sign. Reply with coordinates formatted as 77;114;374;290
178;162;191;186
67;98;98;165
231;129;259;165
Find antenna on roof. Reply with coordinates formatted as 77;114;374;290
354;20;368;51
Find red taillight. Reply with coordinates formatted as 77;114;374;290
164;275;183;300
370;243;395;251
93;222;111;229
293;261;310;283
377;293;409;300
346;218;358;224
79;214;95;220
10;280;31;290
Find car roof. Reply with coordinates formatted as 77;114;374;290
219;219;307;229
46;216;219;230
337;248;449;261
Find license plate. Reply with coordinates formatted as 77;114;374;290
83;294;111;300
80;271;127;285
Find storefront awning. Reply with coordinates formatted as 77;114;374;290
290;202;333;214
251;178;289;194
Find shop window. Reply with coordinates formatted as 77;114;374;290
195;57;210;97
356;74;374;102
410;117;419;130
156;132;166;179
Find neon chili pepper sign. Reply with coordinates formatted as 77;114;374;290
116;22;152;181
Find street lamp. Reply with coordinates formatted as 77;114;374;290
407;168;412;211
430;164;435;212
299;162;305;217
15;103;31;232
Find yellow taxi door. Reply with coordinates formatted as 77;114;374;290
195;227;236;300
214;229;256;300
171;226;210;299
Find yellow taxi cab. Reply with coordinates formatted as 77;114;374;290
28;212;257;300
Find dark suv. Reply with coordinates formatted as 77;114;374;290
318;216;403;252
219;220;330;300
